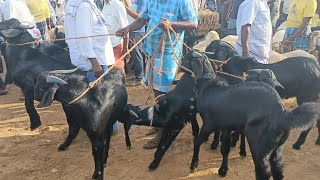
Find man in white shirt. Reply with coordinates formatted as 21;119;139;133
236;0;272;64
102;0;129;73
65;0;117;132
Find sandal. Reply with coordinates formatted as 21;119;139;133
145;128;159;136
143;140;160;149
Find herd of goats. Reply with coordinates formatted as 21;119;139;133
0;18;320;180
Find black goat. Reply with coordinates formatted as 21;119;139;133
204;40;237;61
222;56;320;149
0;19;75;130
35;68;137;180
133;72;199;170
181;50;320;179
211;68;285;153
183;30;205;55
130;55;285;172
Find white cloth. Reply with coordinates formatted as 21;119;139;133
236;0;272;64
55;0;65;17
281;0;290;14
0;0;41;39
65;0;115;71
101;0;128;47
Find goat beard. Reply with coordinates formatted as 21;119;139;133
37;84;59;108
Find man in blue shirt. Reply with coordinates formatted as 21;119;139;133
117;0;197;149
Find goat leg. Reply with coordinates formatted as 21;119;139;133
316;121;320;145
149;128;183;171
211;130;220;150
218;130;231;177
190;117;199;137
292;128;312;150
190;128;211;172
58;105;80;151
103;128;112;166
123;122;132;149
230;131;240;147
89;134;106;180
239;132;246;157
24;89;41;130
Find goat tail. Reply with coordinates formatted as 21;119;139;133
283;102;320;130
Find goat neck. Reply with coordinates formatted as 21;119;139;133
200;56;217;79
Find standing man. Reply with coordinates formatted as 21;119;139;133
124;0;146;86
116;0;197;149
27;0;51;37
275;0;290;30
64;0;117;132
236;0;272;64
282;0;317;52
102;0;129;74
226;0;244;30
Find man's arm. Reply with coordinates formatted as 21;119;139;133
44;1;51;29
159;21;197;31
285;17;312;41
241;24;250;57
116;18;148;36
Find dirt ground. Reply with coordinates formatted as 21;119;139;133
0;73;320;180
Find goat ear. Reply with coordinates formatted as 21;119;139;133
191;60;203;79
37;84;59;108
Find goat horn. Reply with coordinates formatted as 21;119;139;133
129;110;139;119
49;68;78;74
46;75;68;84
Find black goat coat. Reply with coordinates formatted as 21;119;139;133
222;56;320;100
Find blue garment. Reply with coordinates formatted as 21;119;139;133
283;27;310;52
86;65;118;132
139;0;198;92
129;32;145;80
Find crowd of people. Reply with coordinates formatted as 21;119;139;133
0;0;319;148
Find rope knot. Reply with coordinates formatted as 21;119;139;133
242;72;248;81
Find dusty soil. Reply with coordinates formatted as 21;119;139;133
0;74;319;180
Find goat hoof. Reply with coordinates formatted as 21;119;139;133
127;146;132;150
91;172;102;180
57;144;68;151
292;144;301;150
211;142;219;150
190;162;198;172
239;151;246;158
218;167;228;177
30;121;41;130
148;161;159;171
316;138;320;145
